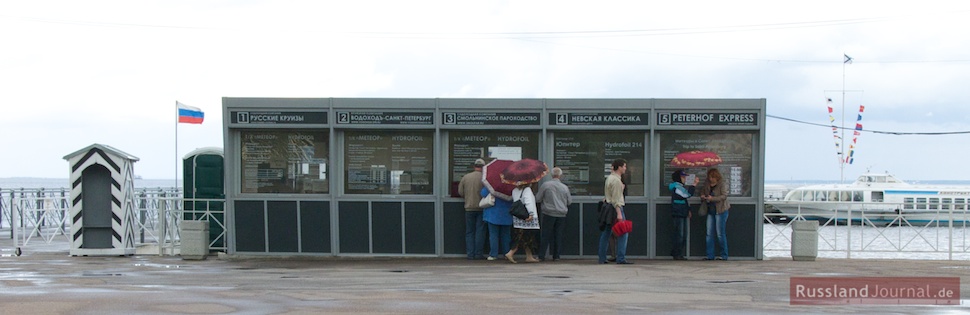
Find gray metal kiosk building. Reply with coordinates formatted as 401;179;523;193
222;97;766;259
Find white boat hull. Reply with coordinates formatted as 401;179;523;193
771;173;970;225
771;202;970;224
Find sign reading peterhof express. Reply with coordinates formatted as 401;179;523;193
231;111;329;124
657;112;758;126
550;113;649;126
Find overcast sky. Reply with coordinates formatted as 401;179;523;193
2;1;969;182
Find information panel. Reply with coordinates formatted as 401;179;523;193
553;131;645;196
240;130;329;194
336;112;434;125
448;131;540;197
442;112;541;126
657;112;758;126
345;130;434;195
550;113;649;126
231;111;328;124
659;132;753;197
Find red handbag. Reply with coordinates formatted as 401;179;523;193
612;219;633;236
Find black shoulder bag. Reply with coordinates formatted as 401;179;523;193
509;189;530;220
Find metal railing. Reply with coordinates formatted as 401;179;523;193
2;188;72;246
764;200;970;260
1;188;227;255
7;189;970;259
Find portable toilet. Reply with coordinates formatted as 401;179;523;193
183;147;225;249
63;144;139;256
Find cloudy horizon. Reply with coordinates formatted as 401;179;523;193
2;1;968;181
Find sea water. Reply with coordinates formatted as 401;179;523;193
0;177;181;189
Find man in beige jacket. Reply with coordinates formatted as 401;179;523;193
458;158;486;260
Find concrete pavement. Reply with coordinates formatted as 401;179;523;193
1;241;969;314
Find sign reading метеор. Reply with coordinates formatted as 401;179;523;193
657;112;758;126
442;112;541;126
336;112;434;125
550;113;649;126
231;111;329;124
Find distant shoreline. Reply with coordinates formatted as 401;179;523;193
3;177;969;189
0;177;182;189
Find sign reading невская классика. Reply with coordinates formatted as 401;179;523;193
550;113;649;126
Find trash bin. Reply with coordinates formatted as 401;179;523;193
180;220;209;260
63;144;139;256
791;220;819;261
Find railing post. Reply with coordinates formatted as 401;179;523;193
139;191;147;244
846;208;852;259
13;190;22;249
158;192;168;255
1;189;5;237
2;190;7;239
35;188;44;238
949;206;954;261
60;189;67;235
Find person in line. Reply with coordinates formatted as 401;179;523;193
699;168;731;260
505;183;540;263
598;158;632;264
481;187;512;261
535;167;572;261
457;159;487;260
607;177;630;262
669;169;698;260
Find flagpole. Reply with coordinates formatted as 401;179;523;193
175;101;179;191
840;55;846;184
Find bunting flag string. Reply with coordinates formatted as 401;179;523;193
826;98;865;165
827;98;841;162
846;104;864;164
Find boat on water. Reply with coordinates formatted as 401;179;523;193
769;173;970;224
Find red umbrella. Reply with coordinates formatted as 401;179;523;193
501;158;548;186
482;159;516;201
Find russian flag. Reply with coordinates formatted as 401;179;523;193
177;102;204;124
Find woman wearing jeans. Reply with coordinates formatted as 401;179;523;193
699;168;731;260
481;187;512;260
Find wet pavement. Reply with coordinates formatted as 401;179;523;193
2;240;970;314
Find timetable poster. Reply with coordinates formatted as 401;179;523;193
659;132;753;197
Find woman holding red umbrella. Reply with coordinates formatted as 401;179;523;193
504;182;540;263
481;186;512;260
501;159;547;263
481;159;517;261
